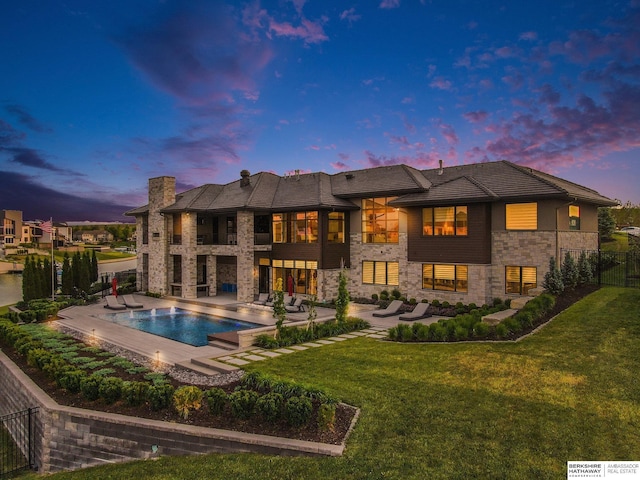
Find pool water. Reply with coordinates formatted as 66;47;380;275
99;307;260;347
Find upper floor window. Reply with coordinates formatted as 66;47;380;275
328;212;345;243
362;260;399;285
272;211;318;243
505;266;536;295
569;205;580;230
423;206;468;236
422;264;468;292
362;197;399;243
506;203;537;230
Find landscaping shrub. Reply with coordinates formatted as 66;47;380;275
26;347;54;370
229;390;259;420
205;387;228;415
284;396;313;427
317;402;336;432
59;369;87;394
256;392;284;423
80;374;103;401
495;323;509;338
122;381;150;407
99;377;124;404
173;386;204;419
147;382;175;411
473;322;490;338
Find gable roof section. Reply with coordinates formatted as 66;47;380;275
272;172;358;210
331;164;431;197
391;176;498;206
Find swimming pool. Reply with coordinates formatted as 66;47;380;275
98;307;261;347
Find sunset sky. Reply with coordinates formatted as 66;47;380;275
1;0;639;221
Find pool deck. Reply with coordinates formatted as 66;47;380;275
55;294;442;372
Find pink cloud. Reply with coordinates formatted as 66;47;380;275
269;17;329;44
519;31;538;41
429;77;452;91
340;8;361;23
463;111;488;123
379;0;400;9
439;123;459;145
331;161;350;170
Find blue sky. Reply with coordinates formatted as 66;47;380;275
1;0;639;221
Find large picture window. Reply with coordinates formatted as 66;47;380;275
272;259;318;295
272;211;319;243
506;203;537;230
328;212;345;243
362;261;399;285
423;206;468;236
362;197;399;243
422;264;468;292
505;266;537;295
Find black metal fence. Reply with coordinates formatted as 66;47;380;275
561;249;640;288
0;408;38;478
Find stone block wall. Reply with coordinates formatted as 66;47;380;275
0;350;343;474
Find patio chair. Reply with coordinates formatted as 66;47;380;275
372;299;403;318
285;297;305;313
104;295;126;310
253;293;270;305
399;302;431;321
121;294;144;308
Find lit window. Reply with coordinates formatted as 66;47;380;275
423;206;468;236
569;205;580;231
506;203;537;230
272;259;318;295
505;266;537;294
362;197;399;243
422;264;468;292
272;211;318;243
328;212;345;243
362;261;399;285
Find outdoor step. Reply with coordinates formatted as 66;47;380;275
174;360;222;376
190;356;240;374
482;309;518;326
207;339;238;351
207;331;239;348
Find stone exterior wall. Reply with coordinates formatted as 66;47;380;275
0;351;343;474
490;231;556;300
558;231;599;256
236;211;255;303
145;177;175;296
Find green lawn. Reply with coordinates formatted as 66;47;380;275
22;287;640;479
601;232;629;252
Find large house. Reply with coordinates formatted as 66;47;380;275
125;160;616;306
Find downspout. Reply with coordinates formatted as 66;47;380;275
555;198;577;264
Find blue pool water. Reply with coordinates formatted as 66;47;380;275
99;307;260;347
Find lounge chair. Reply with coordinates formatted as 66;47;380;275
253;293;270;305
285;297;305;313
265;294;293;307
399;302;431;321
121;294;144;308
104;295;126;310
372;299;404;318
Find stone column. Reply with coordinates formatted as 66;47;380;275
147;177;175;295
236;210;254;302
181;213;197;299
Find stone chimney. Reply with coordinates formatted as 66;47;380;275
240;169;251;187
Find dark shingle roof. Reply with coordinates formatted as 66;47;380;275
331;164;431;197
126;160;616;215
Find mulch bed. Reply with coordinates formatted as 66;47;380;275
0;340;356;445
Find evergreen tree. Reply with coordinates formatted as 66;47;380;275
79;251;91;293
62;253;73;295
335;269;350;323
561;252;579;289
22;255;33;301
577;251;594;285
43;257;52;299
91;250;99;283
35;258;45;299
542;256;564;295
72;252;81;290
598;207;616;240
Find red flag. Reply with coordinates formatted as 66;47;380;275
40;220;53;233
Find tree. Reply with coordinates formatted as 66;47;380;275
598;208;616;240
542;256;564;295
61;253;73;295
272;278;287;339
335;269;350;323
22;255;33;301
561;252;579;289
43;257;52;298
91;250;99;283
306;294;318;332
577;251;593;285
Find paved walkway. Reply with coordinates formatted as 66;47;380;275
55;294;442;372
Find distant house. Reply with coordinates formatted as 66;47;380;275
76;230;114;244
126;160;616;305
0;210;22;254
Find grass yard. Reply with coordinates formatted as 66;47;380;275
20;287;640;479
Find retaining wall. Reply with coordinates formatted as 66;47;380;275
0;349;345;474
